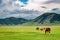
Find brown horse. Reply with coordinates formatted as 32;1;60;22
36;27;51;34
36;27;39;30
45;27;51;34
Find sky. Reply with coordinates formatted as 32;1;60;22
0;0;60;19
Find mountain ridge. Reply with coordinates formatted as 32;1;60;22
0;12;60;26
32;12;60;25
0;17;28;25
22;12;60;26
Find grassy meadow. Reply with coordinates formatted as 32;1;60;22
0;26;60;40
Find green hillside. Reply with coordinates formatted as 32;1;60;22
0;12;60;26
0;17;28;25
22;12;60;26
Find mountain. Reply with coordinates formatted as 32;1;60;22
33;12;60;25
0;12;60;26
0;17;28;25
22;12;60;26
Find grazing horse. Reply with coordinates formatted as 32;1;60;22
36;27;51;34
45;27;51;34
36;27;39;30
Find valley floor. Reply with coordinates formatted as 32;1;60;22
0;26;60;40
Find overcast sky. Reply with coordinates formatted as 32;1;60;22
0;0;60;19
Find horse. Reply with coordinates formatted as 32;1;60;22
36;27;51;34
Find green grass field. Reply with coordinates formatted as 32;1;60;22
0;26;60;40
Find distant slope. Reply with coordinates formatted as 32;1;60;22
22;12;60;26
0;12;60;26
33;12;60;25
0;17;28;25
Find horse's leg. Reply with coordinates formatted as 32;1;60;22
45;31;46;34
49;31;50;33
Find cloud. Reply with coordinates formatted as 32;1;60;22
51;8;59;11
0;9;41;19
50;8;60;14
0;0;51;11
0;0;2;4
44;0;60;4
32;0;48;4
0;0;26;10
0;0;60;11
0;0;60;19
13;0;25;7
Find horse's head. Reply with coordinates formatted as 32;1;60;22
36;27;39;30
